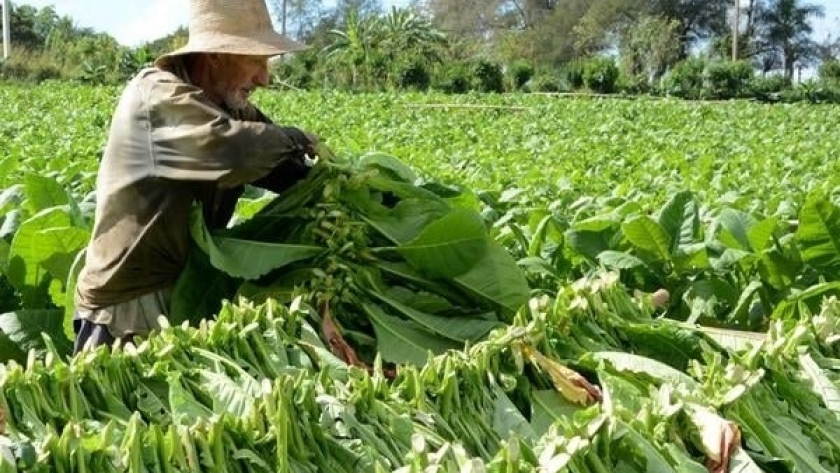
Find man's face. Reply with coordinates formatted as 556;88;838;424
208;54;270;111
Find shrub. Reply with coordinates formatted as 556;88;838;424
564;59;586;89
819;59;840;85
508;60;534;90
661;57;706;99
617;72;651;95
526;73;563;93
583;57;619;94
271;52;318;89
749;74;789;101
472;59;504;93
435;61;471;94
396;58;431;91
0;48;65;83
703;60;753;99
793;80;840;104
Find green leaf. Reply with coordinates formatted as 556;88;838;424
622;216;672;261
686;278;739;307
364;303;461;366
358;152;418;183
0;240;9;275
718;208;757;251
566;217;619;261
731;280;764;327
592;351;699;388
758;247;800;290
712;248;753;271
597;250;647;269
747;218;778;253
134;380;171;422
797;196;840;274
673;242;710;272
23;175;69;215
63;249;86;340
527;213;562;258
0;309;71;360
530;390;585;436
168;373;212;426
361;198;451;245
369;290;502;342
190;208;323;280
452;242;530;316
37;227;90;284
695;327;766;353
771;282;840;322
199;370;261;418
170;249;241;325
662;444;708;473
614;419;677;473
620;322;711;371
798;353;840;417
492;386;536;440
7;207;73;289
392;208;488;278
0;210;21;241
656;190;698;254
0;329;27;364
377;261;472;306
0;184;24;216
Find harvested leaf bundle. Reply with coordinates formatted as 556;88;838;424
170;146;531;367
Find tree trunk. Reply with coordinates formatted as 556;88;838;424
784;44;795;82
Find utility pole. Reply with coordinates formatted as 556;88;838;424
732;0;739;61
2;0;10;59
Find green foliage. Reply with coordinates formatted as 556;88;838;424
662;57;707;99
583;57;619;94
778;80;840;104
508;60;534;91
0;275;20;313
704;60;754;99
526;73;564;92
395;58;431;91
819;59;840;84
2;83;840;472
471;59;505;93
434;61;471;94
617;15;682;87
0;49;61;83
271;51;319;90
564;58;587;89
749;73;791;101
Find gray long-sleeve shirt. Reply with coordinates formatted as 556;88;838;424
75;60;307;315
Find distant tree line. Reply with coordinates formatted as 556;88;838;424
2;0;840;102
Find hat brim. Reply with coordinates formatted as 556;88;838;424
154;31;309;67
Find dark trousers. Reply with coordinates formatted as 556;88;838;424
72;315;133;354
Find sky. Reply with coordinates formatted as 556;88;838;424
10;0;840;48
12;0;409;47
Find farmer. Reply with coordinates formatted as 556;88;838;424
72;0;318;353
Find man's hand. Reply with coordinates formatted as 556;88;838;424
250;126;320;194
279;126;319;163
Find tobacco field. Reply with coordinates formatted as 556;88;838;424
1;81;840;472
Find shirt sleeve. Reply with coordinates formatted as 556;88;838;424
143;75;306;189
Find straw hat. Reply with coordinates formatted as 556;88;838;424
155;0;308;66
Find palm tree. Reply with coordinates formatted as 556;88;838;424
323;8;448;90
758;0;824;82
323;11;376;89
376;7;447;58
